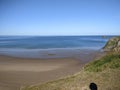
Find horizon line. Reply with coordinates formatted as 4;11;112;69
0;35;119;36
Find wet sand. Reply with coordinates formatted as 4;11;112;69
0;50;103;90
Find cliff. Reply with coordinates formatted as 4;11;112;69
21;37;120;90
103;36;120;52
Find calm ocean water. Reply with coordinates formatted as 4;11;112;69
0;36;113;58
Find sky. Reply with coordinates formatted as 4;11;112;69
0;0;120;36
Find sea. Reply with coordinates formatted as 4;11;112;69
0;36;114;59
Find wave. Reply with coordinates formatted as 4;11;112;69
0;47;100;58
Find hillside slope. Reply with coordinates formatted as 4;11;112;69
21;37;120;90
103;36;120;52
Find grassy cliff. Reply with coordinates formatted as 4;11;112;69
21;37;120;90
103;36;120;52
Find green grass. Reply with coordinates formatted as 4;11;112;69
84;53;120;72
103;36;120;50
21;52;120;90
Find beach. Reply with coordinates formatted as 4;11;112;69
0;0;119;89
0;50;103;90
0;36;107;90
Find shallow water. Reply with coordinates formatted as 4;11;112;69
0;36;112;58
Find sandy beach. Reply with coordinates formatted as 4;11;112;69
0;50;102;90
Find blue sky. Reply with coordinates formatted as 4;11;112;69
0;0;120;35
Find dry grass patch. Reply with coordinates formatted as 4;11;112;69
21;53;120;90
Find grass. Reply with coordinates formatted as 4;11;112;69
84;52;120;72
21;52;120;90
103;36;120;50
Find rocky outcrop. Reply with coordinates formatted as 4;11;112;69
103;37;120;52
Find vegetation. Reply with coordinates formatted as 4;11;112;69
85;53;120;72
103;36;120;52
21;52;120;90
21;37;120;90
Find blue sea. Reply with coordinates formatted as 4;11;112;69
0;36;113;58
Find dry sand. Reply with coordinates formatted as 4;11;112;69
0;51;102;90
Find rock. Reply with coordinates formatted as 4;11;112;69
102;36;107;38
103;36;120;52
118;41;120;46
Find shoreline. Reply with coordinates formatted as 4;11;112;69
0;48;101;59
0;50;104;90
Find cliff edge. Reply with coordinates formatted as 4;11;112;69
103;36;120;52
